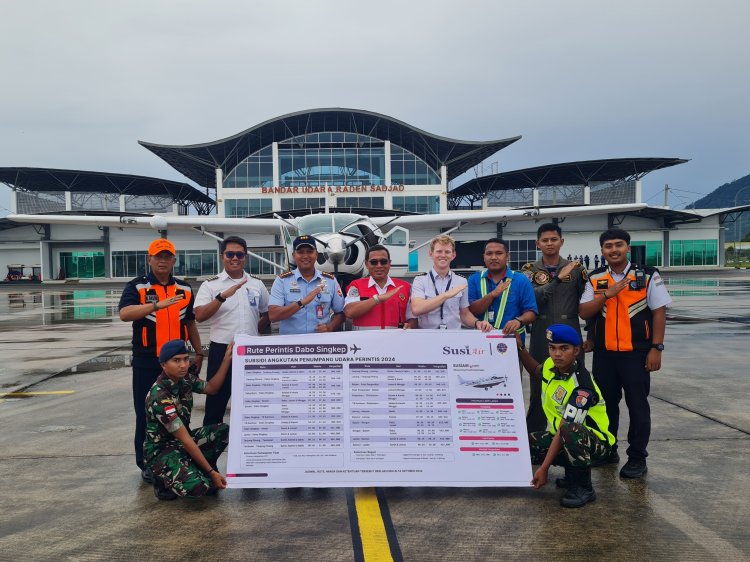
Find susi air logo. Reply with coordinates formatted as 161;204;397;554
442;345;485;355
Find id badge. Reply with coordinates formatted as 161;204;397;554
316;304;324;319
488;310;495;323
247;291;257;307
438;324;448;330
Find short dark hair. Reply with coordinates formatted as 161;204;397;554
484;238;509;252
220;236;248;254
366;244;391;261
599;229;630;247
537;223;562;239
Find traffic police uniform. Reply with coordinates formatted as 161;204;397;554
195;270;269;425
143;342;228;499
344;276;414;329
522;258;588;432
580;262;671;462
119;271;195;470
411;269;468;329
269;268;345;334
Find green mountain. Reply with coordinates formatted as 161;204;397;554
687;173;750;242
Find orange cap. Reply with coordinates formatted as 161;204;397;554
148;238;176;256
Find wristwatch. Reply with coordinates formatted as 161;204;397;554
296;300;304;309
651;343;664;351
215;293;227;303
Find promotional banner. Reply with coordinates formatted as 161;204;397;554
227;330;532;488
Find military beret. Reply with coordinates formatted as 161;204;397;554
546;324;582;346
159;339;189;363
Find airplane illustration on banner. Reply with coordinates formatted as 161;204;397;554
457;374;508;390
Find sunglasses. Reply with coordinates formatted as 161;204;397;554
368;259;390;266
224;251;246;259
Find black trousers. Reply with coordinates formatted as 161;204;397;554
203;341;231;426
592;349;651;460
131;355;162;469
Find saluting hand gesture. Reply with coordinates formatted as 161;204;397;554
221;277;248;299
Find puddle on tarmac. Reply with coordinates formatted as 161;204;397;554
37;425;87;433
0;289;122;325
56;353;131;376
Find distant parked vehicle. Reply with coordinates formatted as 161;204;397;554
4;264;41;283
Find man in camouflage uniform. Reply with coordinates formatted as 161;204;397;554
143;339;232;500
522;223;588;433
516;324;615;508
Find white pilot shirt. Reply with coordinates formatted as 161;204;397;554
411;269;469;329
579;261;672;309
194;270;269;343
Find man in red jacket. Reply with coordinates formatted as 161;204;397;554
344;245;417;330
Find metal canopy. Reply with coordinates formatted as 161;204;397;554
0;167;214;204
139;108;521;188
448;158;689;207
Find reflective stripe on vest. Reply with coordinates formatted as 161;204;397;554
541;359;615;445
480;268;511;329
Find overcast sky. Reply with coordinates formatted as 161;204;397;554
1;0;748;213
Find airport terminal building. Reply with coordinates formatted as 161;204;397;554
0;108;741;281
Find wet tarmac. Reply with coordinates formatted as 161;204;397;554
0;270;749;560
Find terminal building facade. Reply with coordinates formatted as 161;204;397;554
0;108;739;282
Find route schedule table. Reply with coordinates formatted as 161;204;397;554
227;331;532;488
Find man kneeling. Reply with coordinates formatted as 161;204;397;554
144;339;233;500
517;324;615;508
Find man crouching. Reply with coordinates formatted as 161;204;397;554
144;339;232;500
516;324;615;508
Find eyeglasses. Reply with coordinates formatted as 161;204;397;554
368;259;390;266
224;251;246;260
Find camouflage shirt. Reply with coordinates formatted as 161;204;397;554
143;371;207;462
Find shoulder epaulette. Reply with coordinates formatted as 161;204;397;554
453;272;466;279
129;275;149;284
247;273;263;281
279;270;294;278
204;275;220;282
321;271;335;279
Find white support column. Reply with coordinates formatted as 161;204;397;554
440;165;448;213
272;142;280;213
584;184;591;205
384;141;391;185
635;180;642;203
65;191;72;211
215;168;224;217
119;195;126;212
272;142;280;186
10;189;17;213
532;188;540;207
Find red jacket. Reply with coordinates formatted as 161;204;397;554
346;277;411;329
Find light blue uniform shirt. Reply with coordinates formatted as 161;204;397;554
269;268;345;335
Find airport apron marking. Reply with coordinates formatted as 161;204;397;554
347;487;403;562
0;391;75;397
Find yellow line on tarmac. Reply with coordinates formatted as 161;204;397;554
0;391;75;397
353;487;394;562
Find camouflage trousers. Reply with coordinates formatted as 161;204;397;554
529;422;611;468
147;423;229;498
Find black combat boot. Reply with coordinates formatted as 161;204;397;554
560;467;596;508
555;466;572;488
153;476;178;501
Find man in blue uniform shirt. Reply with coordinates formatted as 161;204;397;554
468;238;537;337
268;235;345;334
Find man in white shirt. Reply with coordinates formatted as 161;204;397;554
411;234;492;332
195;236;269;425
579;228;671;479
